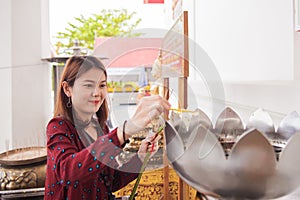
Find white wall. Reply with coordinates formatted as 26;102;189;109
176;0;300;119
0;0;12;151
223;80;300;115
294;30;300;79
194;0;294;81
0;0;52;152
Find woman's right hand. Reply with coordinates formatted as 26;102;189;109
137;132;162;162
125;95;170;137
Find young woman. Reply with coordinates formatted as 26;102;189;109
45;56;170;200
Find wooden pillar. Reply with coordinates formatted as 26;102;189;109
163;77;170;200
178;77;190;200
161;10;190;200
178;11;190;200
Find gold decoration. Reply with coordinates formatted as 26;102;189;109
116;118;199;199
0;164;46;190
114;167;196;199
0;147;47;190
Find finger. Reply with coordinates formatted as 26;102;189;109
153;103;163;113
138;96;169;113
147;145;153;151
153;135;162;143
153;101;170;115
160;99;171;110
149;135;162;143
145;131;156;142
139;139;150;152
145;131;162;144
150;142;159;153
146;138;161;153
151;145;158;153
147;109;160;122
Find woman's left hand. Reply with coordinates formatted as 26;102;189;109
137;132;162;162
125;95;170;136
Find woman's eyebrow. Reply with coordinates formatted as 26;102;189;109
82;80;96;83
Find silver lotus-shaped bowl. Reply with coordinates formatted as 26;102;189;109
165;107;300;199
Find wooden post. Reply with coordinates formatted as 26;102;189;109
163;78;170;200
160;10;190;200
178;11;190;200
178;77;190;200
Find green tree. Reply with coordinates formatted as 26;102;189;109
56;9;142;50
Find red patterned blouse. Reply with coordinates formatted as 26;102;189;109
44;117;142;200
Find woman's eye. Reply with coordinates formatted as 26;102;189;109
100;84;107;88
84;84;93;88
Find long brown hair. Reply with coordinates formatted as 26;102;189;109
54;56;109;129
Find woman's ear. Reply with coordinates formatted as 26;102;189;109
62;81;71;97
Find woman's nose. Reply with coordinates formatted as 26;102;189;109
92;87;100;97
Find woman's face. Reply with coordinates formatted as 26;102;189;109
69;67;107;120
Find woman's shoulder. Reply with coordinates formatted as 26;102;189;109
48;116;68;124
46;117;77;139
47;116;74;130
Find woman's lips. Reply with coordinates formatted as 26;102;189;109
90;100;100;105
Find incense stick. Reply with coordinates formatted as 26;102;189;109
170;108;195;113
129;125;165;200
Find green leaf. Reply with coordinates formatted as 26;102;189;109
54;9;142;50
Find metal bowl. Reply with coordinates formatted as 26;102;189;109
0;147;46;190
165;108;300;199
